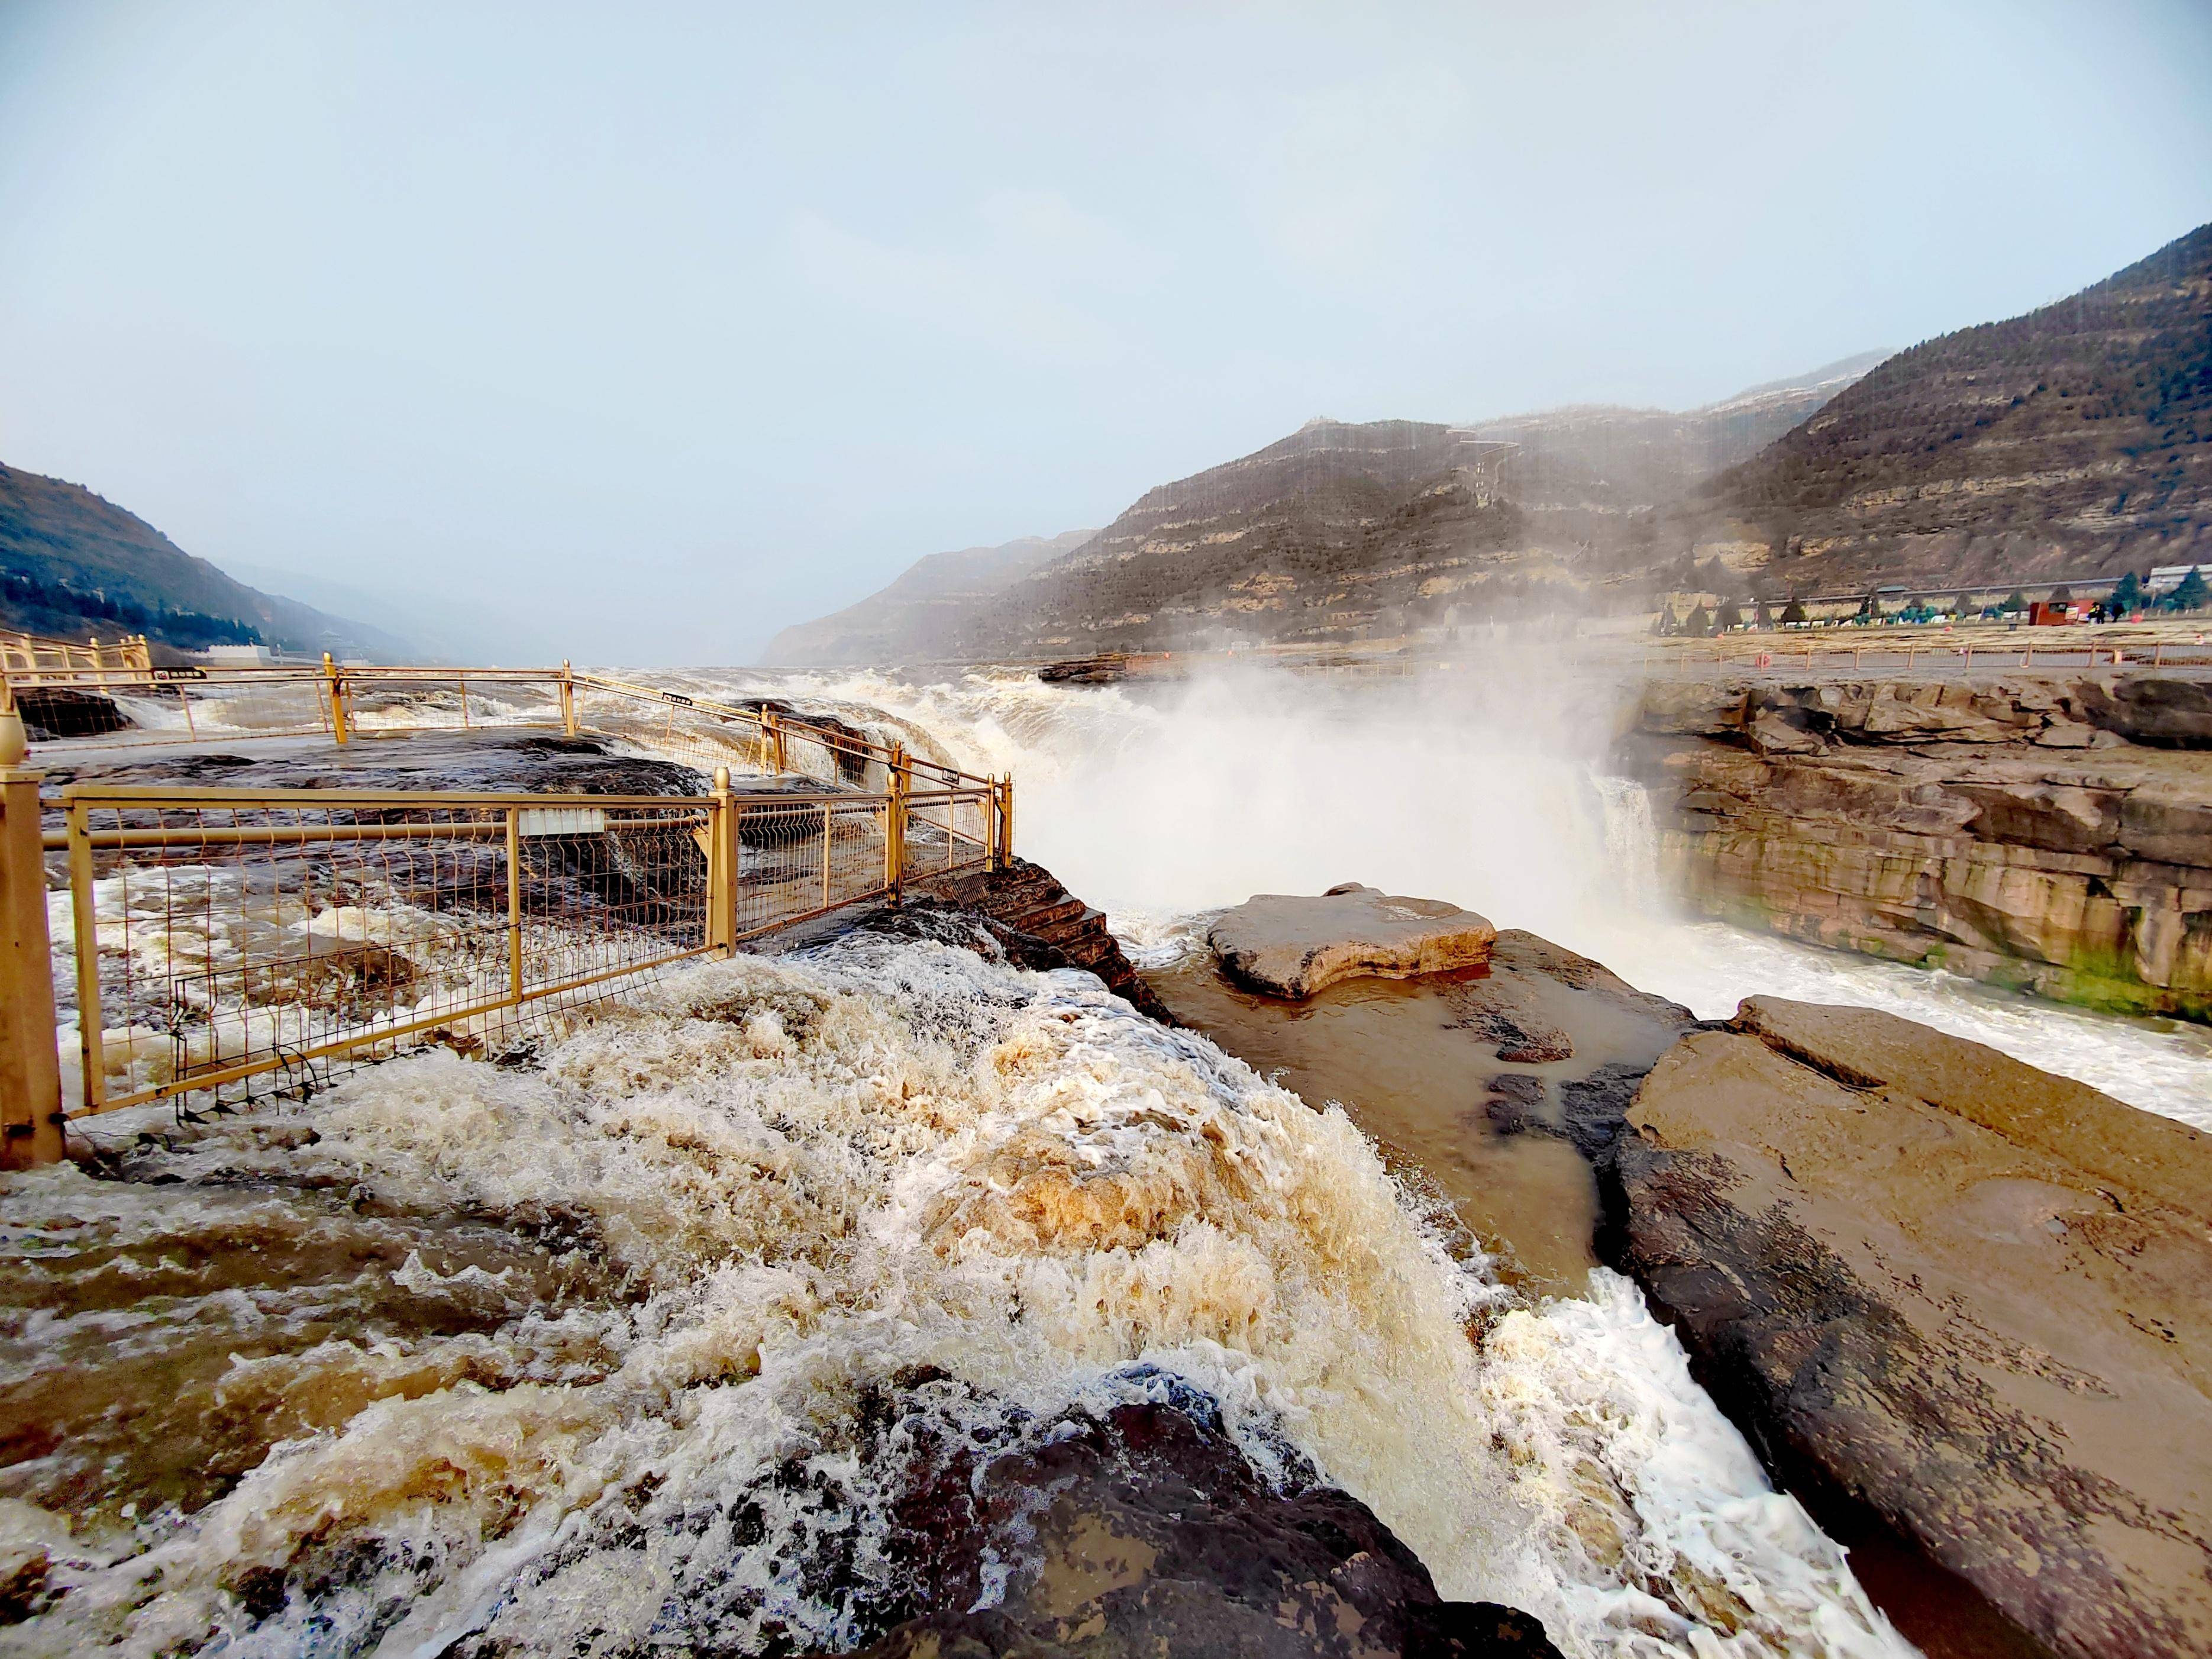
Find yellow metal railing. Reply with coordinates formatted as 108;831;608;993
9;767;1005;1146
0;629;153;690
0;650;1018;1163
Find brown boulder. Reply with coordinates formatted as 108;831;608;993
1612;998;2212;1659
1207;886;1497;999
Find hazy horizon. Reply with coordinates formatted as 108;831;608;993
4;1;2210;664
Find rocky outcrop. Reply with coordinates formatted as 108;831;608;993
1630;673;2212;1020
1208;885;1497;999
1610;997;2212;1659
1147;919;1690;1294
831;1389;1561;1659
916;858;1175;1024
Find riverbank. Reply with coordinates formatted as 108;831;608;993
1623;672;2212;1022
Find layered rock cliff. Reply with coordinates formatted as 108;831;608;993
1626;673;2212;1019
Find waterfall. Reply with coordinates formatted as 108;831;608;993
1593;774;1661;903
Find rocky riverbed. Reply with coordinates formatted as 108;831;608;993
1155;885;2212;1659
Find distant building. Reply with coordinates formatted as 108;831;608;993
2149;564;2209;594
200;643;280;666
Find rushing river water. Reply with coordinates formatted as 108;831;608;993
689;660;2212;1132
8;657;2201;1657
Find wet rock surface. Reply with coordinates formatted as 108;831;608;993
829;1388;1562;1659
1209;884;1498;1000
913;858;1176;1024
38;730;712;797
1149;924;1692;1293
1609;996;2212;1659
1630;674;2212;1021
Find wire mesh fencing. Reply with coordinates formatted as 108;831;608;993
728;795;893;941
48;775;1007;1124
57;788;716;1118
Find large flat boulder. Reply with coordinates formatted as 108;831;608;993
1207;884;1496;999
1612;996;2212;1659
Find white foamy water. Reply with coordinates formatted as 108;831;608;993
4;941;1906;1657
690;660;2211;1131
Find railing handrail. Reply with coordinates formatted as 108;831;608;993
6;765;1009;1147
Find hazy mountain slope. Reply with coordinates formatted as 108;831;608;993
0;462;415;658
956;356;1885;655
963;420;1526;654
764;530;1094;666
217;558;547;666
1696;223;2212;592
1466;352;1891;513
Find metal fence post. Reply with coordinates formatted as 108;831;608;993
62;789;104;1116
708;767;735;954
560;660;578;737
886;745;908;896
505;808;524;1008
0;736;64;1166
324;653;351;745
997;776;1014;868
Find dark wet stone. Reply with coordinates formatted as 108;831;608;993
828;1393;1563;1659
1483;1074;1549;1135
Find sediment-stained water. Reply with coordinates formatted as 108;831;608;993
29;654;2197;1657
1;941;1908;1657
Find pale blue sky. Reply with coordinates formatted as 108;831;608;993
4;1;2210;663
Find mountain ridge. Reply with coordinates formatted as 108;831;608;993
764;530;1095;667
0;461;419;660
771;353;1887;663
1690;222;2212;593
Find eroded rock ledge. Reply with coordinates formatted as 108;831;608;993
1609;997;2212;1659
1628;674;2212;1019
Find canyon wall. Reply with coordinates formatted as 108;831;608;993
1625;672;2212;1020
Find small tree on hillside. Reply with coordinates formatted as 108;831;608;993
2052;586;2073;605
1754;597;1772;629
1952;592;1974;618
1685;602;1713;637
2001;589;2029;614
1652;606;1675;636
2169;567;2209;612
1780;595;1807;626
1717;598;1744;631
2110;571;2145;614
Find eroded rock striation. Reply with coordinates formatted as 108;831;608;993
1630;673;2212;1019
1209;884;1497;999
1610;997;2212;1659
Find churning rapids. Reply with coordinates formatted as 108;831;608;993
691;661;2212;1133
5;655;2200;1658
